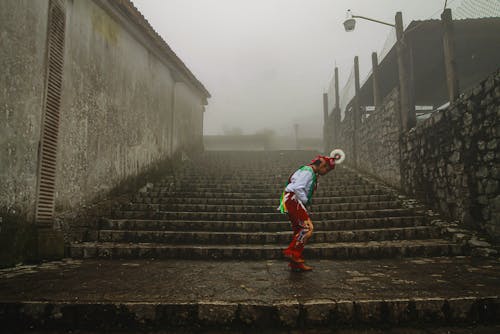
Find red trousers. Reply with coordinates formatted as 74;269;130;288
283;192;311;259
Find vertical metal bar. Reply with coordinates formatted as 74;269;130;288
442;8;459;103
353;56;360;167
323;92;329;153
170;83;176;155
334;67;340;111
322;93;328;124
372;52;381;111
395;11;416;132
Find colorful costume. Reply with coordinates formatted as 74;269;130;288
279;156;336;271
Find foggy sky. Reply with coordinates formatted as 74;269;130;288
132;0;455;137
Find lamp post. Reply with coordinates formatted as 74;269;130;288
342;9;416;132
343;9;395;31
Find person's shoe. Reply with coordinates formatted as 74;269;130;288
288;262;313;272
283;249;304;263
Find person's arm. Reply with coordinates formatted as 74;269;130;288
305;218;314;232
289;170;313;205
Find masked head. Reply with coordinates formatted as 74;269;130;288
310;155;335;175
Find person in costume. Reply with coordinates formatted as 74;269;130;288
278;154;338;272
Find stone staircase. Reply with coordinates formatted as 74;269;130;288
68;151;465;260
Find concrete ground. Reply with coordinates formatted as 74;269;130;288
15;326;500;334
1;257;499;302
1;256;499;331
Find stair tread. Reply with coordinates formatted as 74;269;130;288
104;216;426;223
99;226;435;234
72;238;455;248
118;208;417;214
69;151;465;260
130;199;400;209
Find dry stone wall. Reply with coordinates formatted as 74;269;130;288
331;89;401;189
357;89;401;189
401;70;500;240
332;108;354;168
327;70;499;240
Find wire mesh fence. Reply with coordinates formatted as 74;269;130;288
326;0;500;125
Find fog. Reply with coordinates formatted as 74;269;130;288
132;0;456;137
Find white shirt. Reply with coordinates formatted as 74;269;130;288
284;167;315;205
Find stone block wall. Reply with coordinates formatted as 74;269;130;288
330;89;401;189
401;70;499;240
332;108;354;168
326;70;499;240
357;89;401;189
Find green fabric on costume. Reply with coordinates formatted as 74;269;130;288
278;165;317;213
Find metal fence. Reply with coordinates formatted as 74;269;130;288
326;0;500;124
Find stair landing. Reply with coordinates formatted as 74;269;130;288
1;257;499;330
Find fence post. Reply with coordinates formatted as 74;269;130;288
441;8;459;103
323;93;328;124
322;92;329;153
353;56;360;167
395;11;416;132
333;67;340;146
372;52;381;111
335;67;340;112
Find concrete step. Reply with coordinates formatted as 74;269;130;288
144;188;387;199
96;226;441;244
158;179;364;188
2;257;499;330
4;298;498;331
150;184;379;193
122;201;402;213
155;184;372;192
101;216;427;232
68;239;465;260
134;194;395;205
114;208;418;221
159;170;360;179
166;169;354;177
157;179;365;187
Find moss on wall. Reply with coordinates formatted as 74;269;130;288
0;209;37;268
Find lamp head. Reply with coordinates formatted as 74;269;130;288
343;9;356;32
343;18;356;32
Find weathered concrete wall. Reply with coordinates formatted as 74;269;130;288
0;0;208;266
55;0;205;210
0;0;49;220
0;0;50;267
401;70;500;240
357;89;401;189
172;82;204;153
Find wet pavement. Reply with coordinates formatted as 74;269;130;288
15;326;500;334
1;257;499;303
1;257;499;331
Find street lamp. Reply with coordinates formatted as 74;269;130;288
341;9;416;131
343;9;395;32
